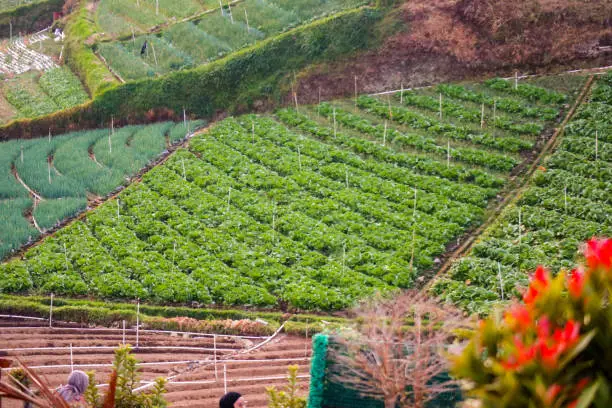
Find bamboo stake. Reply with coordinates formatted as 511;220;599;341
116;199;120;221
387;94;393;119
151;41;158;66
219;0;223;16
515;72;518;90
155;0;158;15
382;121;387;147
48;160;52;184
481;103;485;128
354;75;358;112
400;81;404;104
244;9;249;31
136;300;140;348
223;364;227;394
182;158;186;180
228;1;233;23
493;99;497;121
49;293;53;328
48;128;51;143
497;261;504;300
214;334;218;380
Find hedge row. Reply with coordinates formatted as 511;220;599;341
0;0;64;38
0;6;385;140
63;1;120;97
0;295;348;335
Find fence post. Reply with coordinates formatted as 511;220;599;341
136;300;140;349
223;364;227;394
49;293;54;328
214;334;218;380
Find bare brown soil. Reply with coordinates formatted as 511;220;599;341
0;318;310;408
291;0;612;105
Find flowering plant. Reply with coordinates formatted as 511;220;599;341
451;238;612;407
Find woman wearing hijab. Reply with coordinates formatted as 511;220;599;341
56;370;89;407
220;391;247;408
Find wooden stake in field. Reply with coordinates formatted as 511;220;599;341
108;128;112;154
48;160;52;184
317;87;321;118
116;199;120;221
333;107;337;138
480;103;485;128
497;261;504;300
244;9;249;31
493;99;497;121
49;293;53;328
219;0;223;16
214;335;218;380
228;1;234;23
48;128;51;143
354;75;358;112
136;300;140;348
383;121;387;147
345;165;349;188
387;94;393;119
515;72;518;90
400;81;404;104
293;73;299;113
131;27;136;46
155;0;159;15
182;158;186;180
223;364;227;394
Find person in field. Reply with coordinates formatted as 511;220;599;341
220;391;247;408
56;370;89;407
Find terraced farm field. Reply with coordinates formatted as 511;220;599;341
0;78;572;311
0;317;309;408
434;72;612;314
0;33;89;124
97;0;366;80
0;120;202;260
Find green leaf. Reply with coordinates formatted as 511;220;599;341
574;379;600;408
558;330;597;371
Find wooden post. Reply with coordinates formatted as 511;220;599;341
497;262;504;300
136;300;140;348
70;343;74;372
400;81;404;104
297;146;302;171
48;128;51;143
481;103;485;128
223;364;227;394
354;75;358;112
493;99;497;121
49;293;54;328
122;320;126;345
151;41;158;67
228;1;233;23
219;0;223;16
244;9;249;31
387;95;393;119
383;121;387;147
333;108;337;138
251;121;255;144
155;0;159;15
214;334;218;380
182;158;186;180
515;72;518;90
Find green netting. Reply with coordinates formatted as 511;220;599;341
308;335;462;408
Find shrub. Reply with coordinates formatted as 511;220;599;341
452;238;612;407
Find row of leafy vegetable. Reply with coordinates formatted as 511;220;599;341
433;72;612;315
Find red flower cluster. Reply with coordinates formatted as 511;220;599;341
523;266;550;305
502;319;580;371
585;238;612;271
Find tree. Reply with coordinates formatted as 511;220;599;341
329;292;465;408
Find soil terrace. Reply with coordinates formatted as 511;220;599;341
0;317;311;407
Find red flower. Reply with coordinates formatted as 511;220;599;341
585;238;612;271
523;266;551;305
502;337;536;370
568;267;587;299
505;304;532;331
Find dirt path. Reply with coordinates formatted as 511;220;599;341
11;164;43;202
